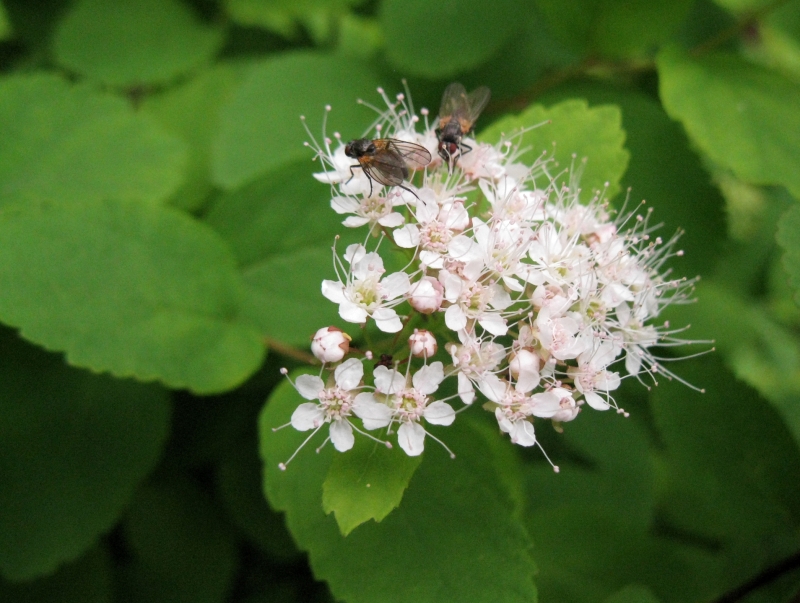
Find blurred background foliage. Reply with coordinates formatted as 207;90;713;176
0;0;799;602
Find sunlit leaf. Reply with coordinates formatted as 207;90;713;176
0;74;187;207
0;199;264;393
53;0;224;87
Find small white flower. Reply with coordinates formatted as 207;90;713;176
331;191;406;230
322;244;411;333
409;329;438;357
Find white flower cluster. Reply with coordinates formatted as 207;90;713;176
276;87;697;470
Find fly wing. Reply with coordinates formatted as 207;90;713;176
362;142;409;186
384;139;432;171
464;86;491;124
438;82;469;124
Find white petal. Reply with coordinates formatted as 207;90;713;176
448;235;480;261
372;307;403;333
393;224;420;248
381;272;411;298
412;362;444;394
353;394;393;430
478;313;508;336
397;422;426;456
295;374;324;400
510;420;536;447
313;170;343;184
379;212;405;228
457;373;475;404
339;300;369;324
584;391;610;411
424;401;455;426
374;365;405;394
334;358;363;390
490;285;513;310
331;196;360;214
444;304;468;331
478;373;507;403
291;403;325;431
321;280;346;304
343;216;370;228
330;420;355;451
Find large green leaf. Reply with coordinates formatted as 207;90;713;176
53;0;224;87
380;0;521;78
777;202;800;306
322;436;422;536
142;62;249;212
0;547;112;603
0;74;187;207
212;53;379;189
0;330;170;581
205;161;361;345
535;0;694;57
658;48;800;199
480;99;630;199
260;378;538;603
117;478;238;603
0;199;264;394
225;0;359;42
652;356;800;596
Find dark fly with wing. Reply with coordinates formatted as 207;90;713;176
344;138;431;198
435;83;491;163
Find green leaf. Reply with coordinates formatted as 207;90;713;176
0;74;187;207
322;436;422;536
379;0;521;78
212;52;380;189
603;585;661;603
0;199;265;394
662;281;800;446
652;355;800;585
53;0;224;87
205;161;361;345
0;330;170;581
537;83;726;278
777;203;800;306
225;0;359;42
0;547;112;603
535;0;694;57
260;378;538;603
658;48;800;199
712;0;773;13
118;477;238;603
480;99;630;199
0;1;12;40
142;62;249;212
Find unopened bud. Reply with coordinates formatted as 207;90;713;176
408;276;443;314
409;329;438;358
311;326;351;363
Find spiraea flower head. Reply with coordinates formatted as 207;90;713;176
278;82;705;472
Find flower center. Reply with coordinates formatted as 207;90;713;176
392;388;428;422
318;387;353;420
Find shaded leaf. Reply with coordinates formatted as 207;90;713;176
142;62;249;212
777;202;800;306
260;377;538;603
480;98;629;199
53;0;224;87
0;1;11;40
0;199;264;394
0;547;112;602
212;52;379;189
0;330;170;581
118;478;238;603
380;0;521;78
536;0;694;57
658;48;800;198
0;74;187;207
225;0;360;43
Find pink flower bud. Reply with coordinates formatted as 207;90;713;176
310;327;351;363
407;276;443;314
409;329;438;358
